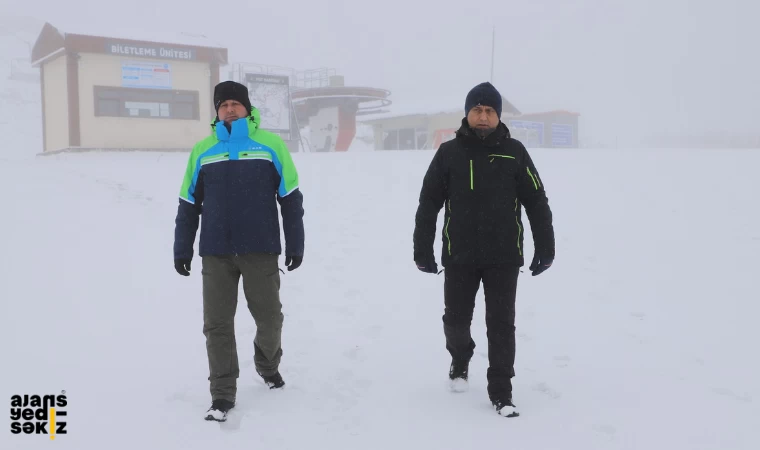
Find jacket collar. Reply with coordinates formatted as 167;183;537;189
214;117;252;141
210;107;262;141
456;118;511;147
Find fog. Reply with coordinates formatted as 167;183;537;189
2;2;760;446
2;0;759;147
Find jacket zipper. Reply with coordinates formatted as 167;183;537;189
515;198;522;256
224;144;233;252
444;200;452;255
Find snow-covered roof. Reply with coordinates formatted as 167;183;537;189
359;94;522;123
31;21;228;67
359;107;462;122
50;21;226;49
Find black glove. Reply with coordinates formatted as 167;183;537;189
529;252;553;276
285;255;302;271
415;258;439;274
175;258;191;276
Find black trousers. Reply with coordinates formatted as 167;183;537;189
443;264;519;402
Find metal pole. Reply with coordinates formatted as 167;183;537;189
490;26;495;82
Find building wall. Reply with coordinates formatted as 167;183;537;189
368;110;524;150
428;112;463;149
76;53;214;149
372;125;383;150
43;55;69;152
364;109;578;150
428;112;462;132
368;115;428;150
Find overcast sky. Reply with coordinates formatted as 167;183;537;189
3;0;758;146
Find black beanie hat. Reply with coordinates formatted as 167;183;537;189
465;82;502;117
214;81;252;116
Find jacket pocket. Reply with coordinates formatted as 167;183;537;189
488;154;516;163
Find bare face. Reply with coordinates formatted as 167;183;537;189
217;100;248;124
467;105;500;130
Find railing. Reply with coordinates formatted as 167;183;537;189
228;63;337;89
7;58;39;82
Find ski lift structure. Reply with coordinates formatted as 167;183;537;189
227;62;391;152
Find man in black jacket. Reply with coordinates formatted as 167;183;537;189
413;82;555;418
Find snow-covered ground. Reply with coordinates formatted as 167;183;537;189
1;23;758;446
1;143;759;449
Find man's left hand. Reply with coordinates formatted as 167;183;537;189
529;253;553;276
285;255;303;271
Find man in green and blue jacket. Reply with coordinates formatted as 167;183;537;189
173;81;304;421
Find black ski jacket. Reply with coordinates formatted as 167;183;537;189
414;119;554;267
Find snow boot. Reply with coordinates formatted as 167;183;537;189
261;371;285;389
449;358;470;392
492;398;519;418
204;398;234;422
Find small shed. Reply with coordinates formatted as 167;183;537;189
31;22;228;154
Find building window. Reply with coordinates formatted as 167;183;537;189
94;86;199;120
381;127;430;150
416;128;428;150
383;129;398;150
398;128;415;150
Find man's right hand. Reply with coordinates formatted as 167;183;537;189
175;259;192;276
415;258;439;274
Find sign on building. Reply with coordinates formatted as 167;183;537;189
244;73;292;134
107;42;195;60
121;60;172;89
551;123;574;147
509;120;544;147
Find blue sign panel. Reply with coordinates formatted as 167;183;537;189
551;123;574;147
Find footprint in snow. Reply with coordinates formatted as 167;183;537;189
554;355;571;368
517;332;533;342
364;324;383;339
344;288;361;299
343;345;362;361
712;387;753;403
218;409;246;432
593;424;617;437
532;382;561;399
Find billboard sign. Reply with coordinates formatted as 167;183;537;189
244;73;292;134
